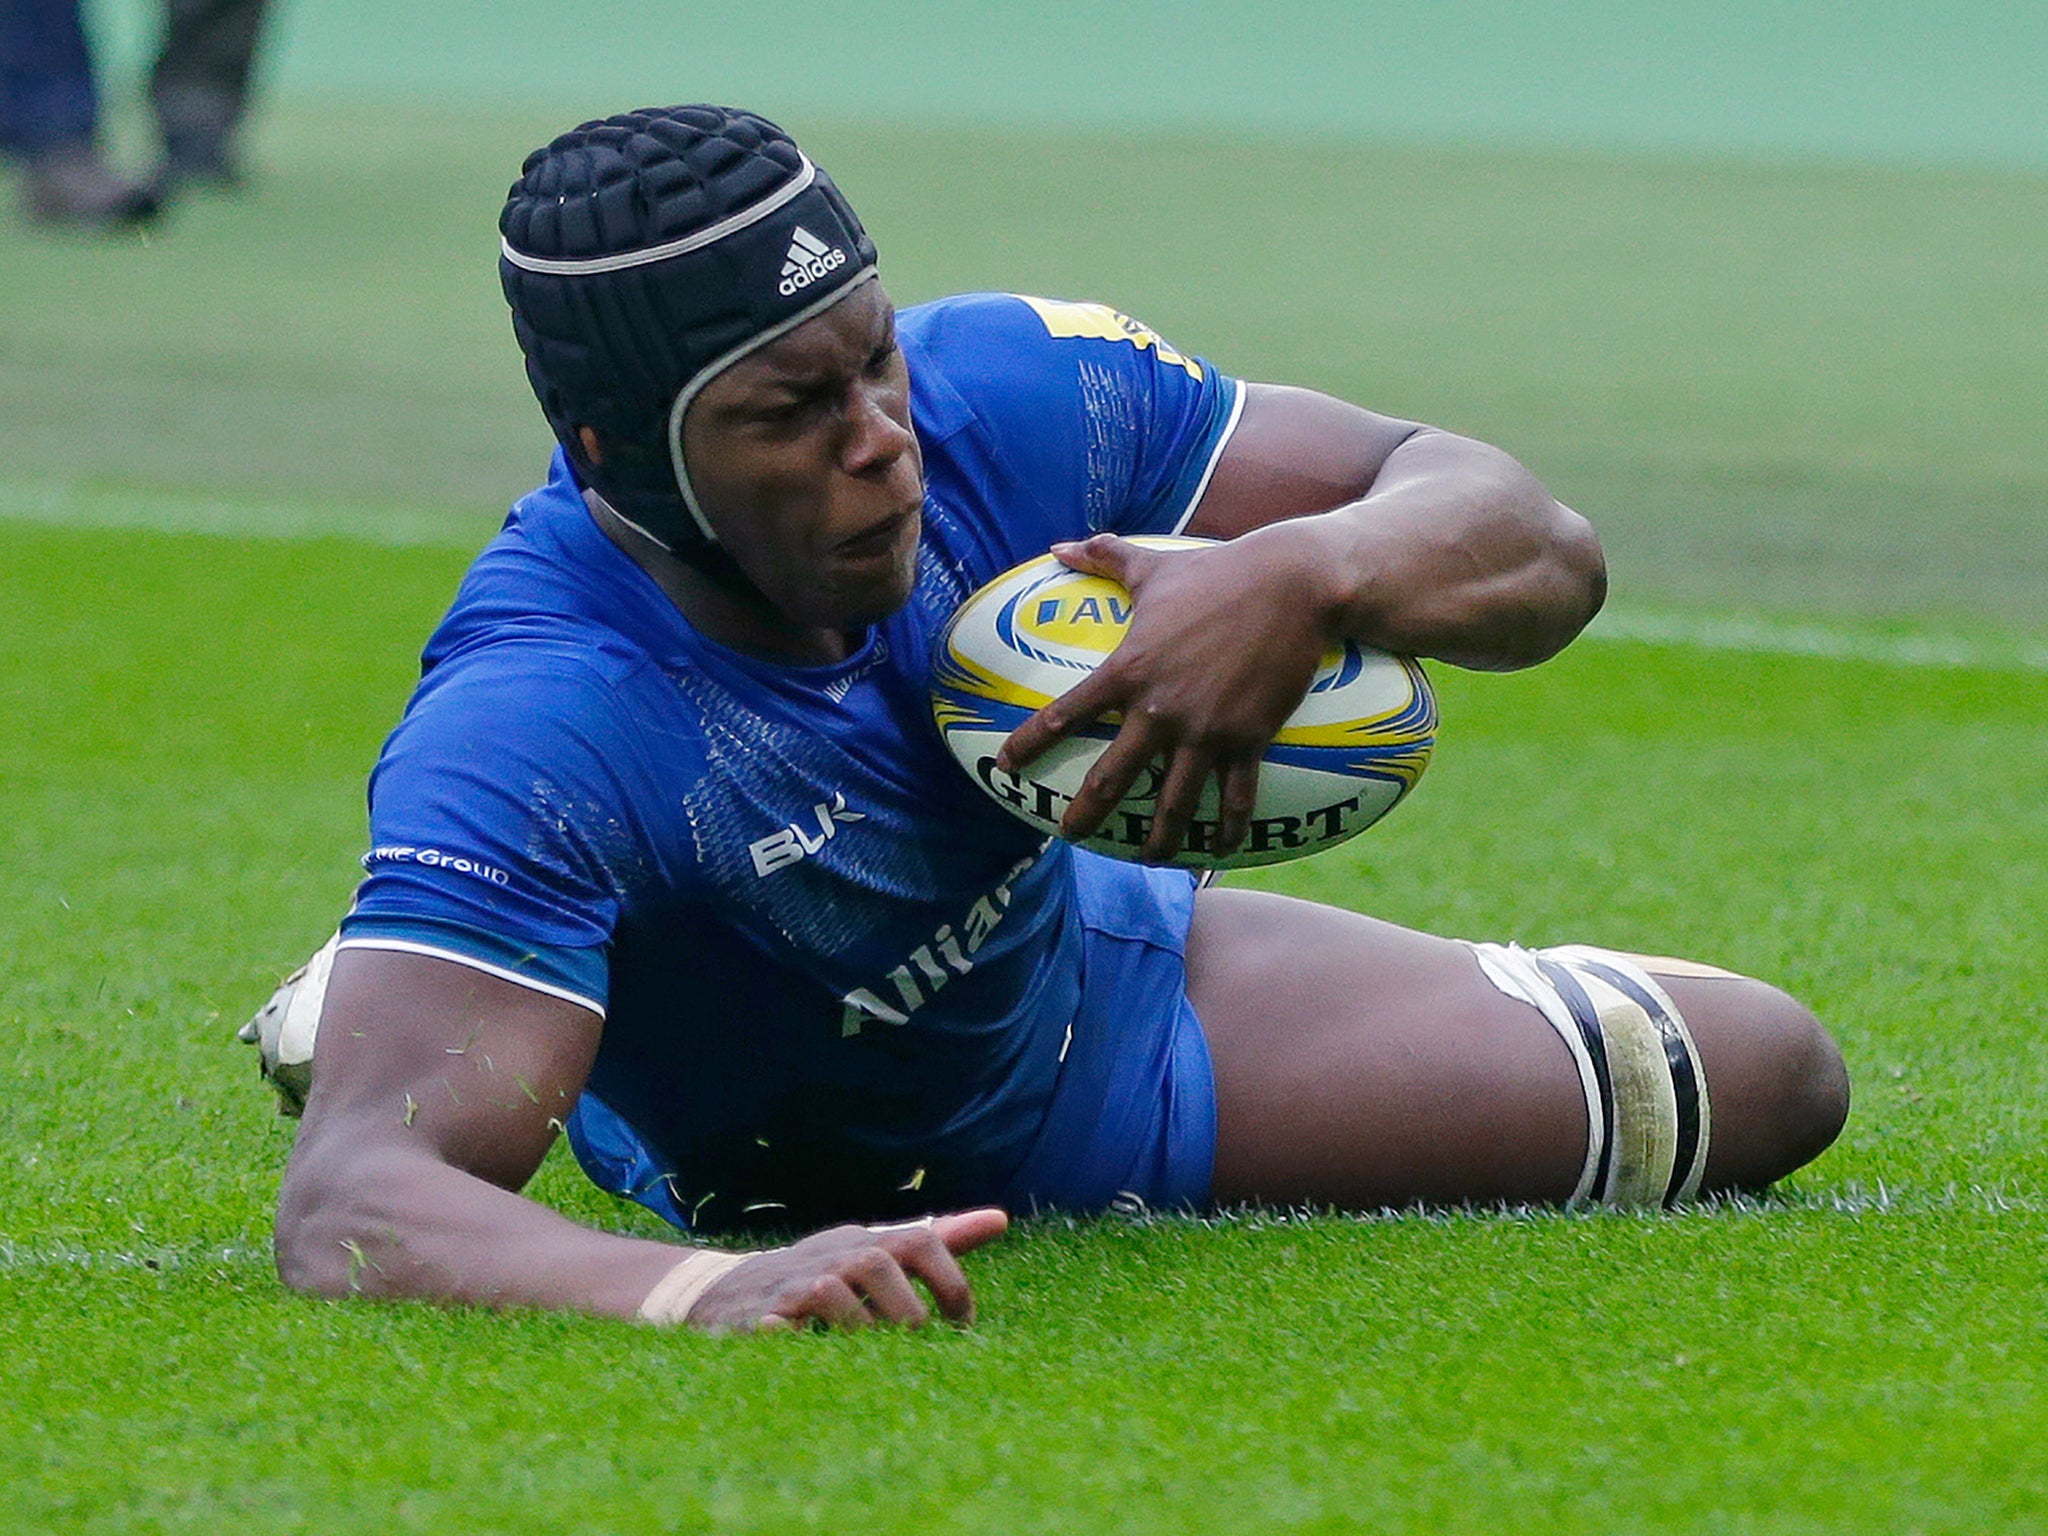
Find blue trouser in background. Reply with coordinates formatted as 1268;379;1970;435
0;0;268;156
0;0;97;153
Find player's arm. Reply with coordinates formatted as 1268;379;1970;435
274;947;1006;1330
1000;382;1604;860
1184;382;1604;669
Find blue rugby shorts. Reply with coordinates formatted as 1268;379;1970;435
995;852;1216;1216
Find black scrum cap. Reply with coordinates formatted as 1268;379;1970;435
499;105;878;551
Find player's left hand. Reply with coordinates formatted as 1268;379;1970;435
997;531;1338;861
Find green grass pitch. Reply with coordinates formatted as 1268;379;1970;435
3;80;2046;1535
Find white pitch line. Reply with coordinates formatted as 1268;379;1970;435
1588;608;2048;675
0;479;499;549
1187;1181;2047;1224
6;479;2044;675
0;1239;272;1273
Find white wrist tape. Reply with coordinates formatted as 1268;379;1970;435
637;1249;755;1327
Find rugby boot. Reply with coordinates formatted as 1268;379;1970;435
236;933;336;1116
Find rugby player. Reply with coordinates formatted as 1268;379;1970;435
248;105;1849;1332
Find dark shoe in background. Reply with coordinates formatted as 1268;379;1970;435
156;122;241;192
151;80;246;193
20;140;161;230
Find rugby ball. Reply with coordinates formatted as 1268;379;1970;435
930;536;1436;869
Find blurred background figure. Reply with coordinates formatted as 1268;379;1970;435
0;0;271;230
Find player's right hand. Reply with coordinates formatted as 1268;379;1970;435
998;531;1335;861
687;1208;1010;1332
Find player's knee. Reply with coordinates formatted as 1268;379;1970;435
1736;980;1849;1183
1469;942;1849;1207
272;1163;359;1299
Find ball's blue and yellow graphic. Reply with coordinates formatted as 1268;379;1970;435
932;536;1436;868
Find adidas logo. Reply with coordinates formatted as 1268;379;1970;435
777;225;848;296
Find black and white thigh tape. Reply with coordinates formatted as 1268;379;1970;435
1467;942;1712;1208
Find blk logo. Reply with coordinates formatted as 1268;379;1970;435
749;792;866;877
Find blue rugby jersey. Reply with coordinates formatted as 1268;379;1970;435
340;292;1244;1232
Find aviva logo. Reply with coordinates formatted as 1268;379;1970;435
1015;579;1133;654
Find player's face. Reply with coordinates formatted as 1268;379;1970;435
682;281;925;638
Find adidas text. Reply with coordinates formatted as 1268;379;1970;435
778;226;849;296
